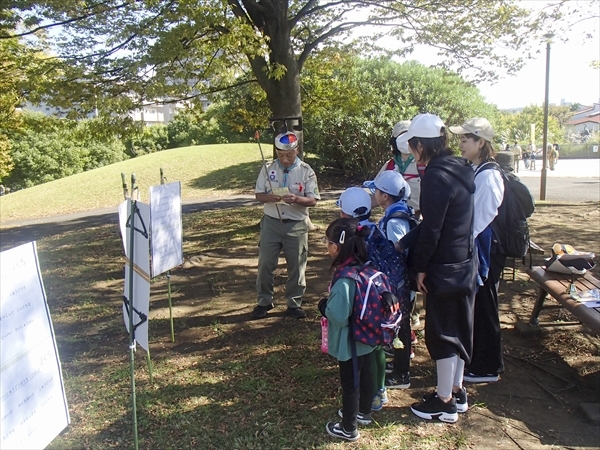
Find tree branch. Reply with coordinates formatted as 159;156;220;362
0;1;134;39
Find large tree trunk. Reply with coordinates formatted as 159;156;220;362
247;4;304;158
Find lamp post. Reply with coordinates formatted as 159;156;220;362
540;33;554;201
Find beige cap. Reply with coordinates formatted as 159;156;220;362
449;117;494;142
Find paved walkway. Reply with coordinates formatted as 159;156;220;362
1;159;598;250
512;158;600;178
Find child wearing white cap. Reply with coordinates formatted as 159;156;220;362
396;113;477;424
449;118;505;384
337;186;387;409
363;170;415;394
376;120;422;214
336;187;373;224
379;120;424;330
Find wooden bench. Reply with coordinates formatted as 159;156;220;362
525;266;600;335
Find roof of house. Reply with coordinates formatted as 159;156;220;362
567;116;600;126
575;104;595;114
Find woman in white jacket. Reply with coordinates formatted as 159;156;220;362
449;118;505;384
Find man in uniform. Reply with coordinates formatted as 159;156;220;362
252;131;321;319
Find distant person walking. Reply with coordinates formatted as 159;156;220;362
547;143;556;171
252;131;321;319
522;144;533;169
510;142;522;173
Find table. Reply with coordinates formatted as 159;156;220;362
526;266;600;335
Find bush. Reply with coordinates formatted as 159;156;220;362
5;112;128;190
557;142;600;159
125;124;169;155
303;58;496;179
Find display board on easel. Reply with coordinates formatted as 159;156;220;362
149;181;183;277
0;242;70;450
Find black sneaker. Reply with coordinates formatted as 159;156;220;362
411;394;458;423
385;372;410;389
385;361;394;374
337;409;372;425
286;307;306;319
463;372;499;383
422;387;468;413
252;303;273;319
325;422;359;441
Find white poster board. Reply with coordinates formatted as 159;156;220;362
149;182;183;277
122;264;150;351
118;200;151;277
119;200;151;351
0;242;70;449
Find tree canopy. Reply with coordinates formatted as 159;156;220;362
3;2;558;124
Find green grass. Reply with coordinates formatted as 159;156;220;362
0;143;265;223
34;203;469;449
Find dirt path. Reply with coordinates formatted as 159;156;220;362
4;195;599;448
149;200;600;448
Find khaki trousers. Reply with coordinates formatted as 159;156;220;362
256;215;308;308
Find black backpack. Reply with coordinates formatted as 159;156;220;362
476;161;535;258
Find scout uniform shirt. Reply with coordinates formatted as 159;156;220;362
255;157;321;221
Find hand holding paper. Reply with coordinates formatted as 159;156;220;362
271;187;289;203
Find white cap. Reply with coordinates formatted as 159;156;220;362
336;187;371;218
396;113;445;148
363;170;411;200
392;120;411;154
449;117;494;142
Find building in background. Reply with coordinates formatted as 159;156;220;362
23;96;211;125
566;103;600;136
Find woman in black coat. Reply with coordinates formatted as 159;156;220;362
397;114;477;423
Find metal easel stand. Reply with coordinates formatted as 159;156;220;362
124;173;140;450
122;173;155;385
160;168;176;343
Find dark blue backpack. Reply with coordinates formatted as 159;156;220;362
332;264;402;346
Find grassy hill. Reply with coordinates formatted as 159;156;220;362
0;143;265;223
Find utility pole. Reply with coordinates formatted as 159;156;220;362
540;33;554;201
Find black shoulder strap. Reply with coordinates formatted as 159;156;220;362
474;161;501;178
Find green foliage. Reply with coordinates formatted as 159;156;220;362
495;105;562;146
166;105;248;147
0;36;57;180
303;58;496;178
211;79;271;137
125;124;169;156
4;112;128;190
0;135;13;181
